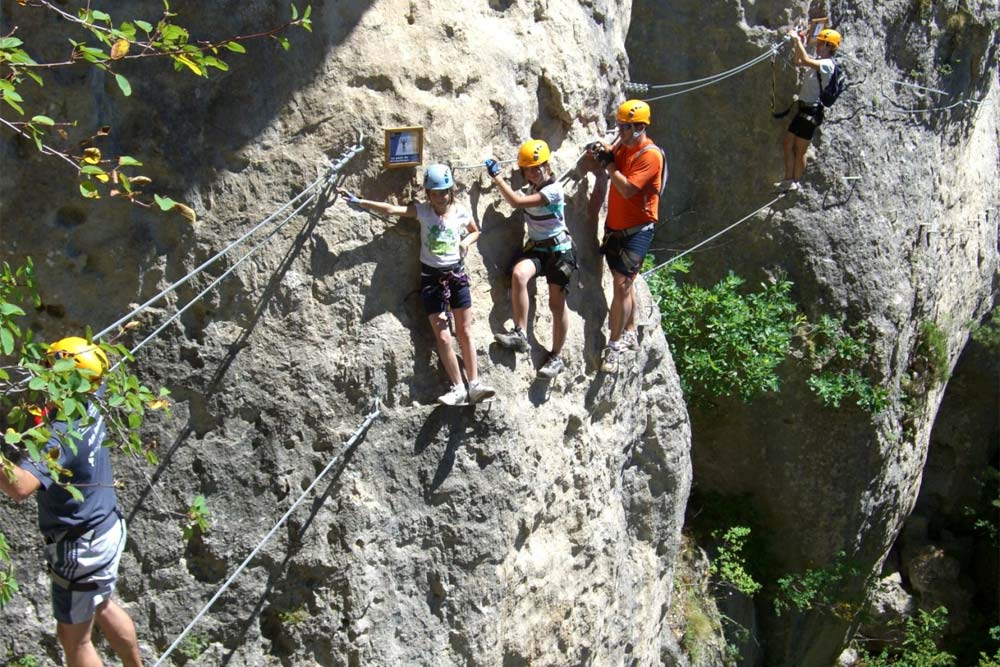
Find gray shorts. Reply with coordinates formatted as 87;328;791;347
46;518;126;624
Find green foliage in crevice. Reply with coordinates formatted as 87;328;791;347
645;257;888;413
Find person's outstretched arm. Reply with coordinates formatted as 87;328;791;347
338;189;417;218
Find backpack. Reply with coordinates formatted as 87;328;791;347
629;143;668;197
819;60;846;107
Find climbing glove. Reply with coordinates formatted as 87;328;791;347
484;159;501;178
345;192;364;211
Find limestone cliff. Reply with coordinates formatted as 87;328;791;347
2;1;693;665
629;0;998;664
1;0;997;665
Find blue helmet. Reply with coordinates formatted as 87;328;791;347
423;164;454;191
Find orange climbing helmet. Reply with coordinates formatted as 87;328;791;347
517;139;551;168
47;337;109;380
817;29;841;49
617;99;651;125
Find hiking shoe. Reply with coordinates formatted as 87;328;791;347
468;379;496;404
600;342;623;374
495;327;529;353
621;329;639;351
437;383;468;406
537;353;565;379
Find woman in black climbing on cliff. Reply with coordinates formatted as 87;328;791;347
776;28;842;193
340;165;496;406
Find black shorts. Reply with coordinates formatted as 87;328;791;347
788;105;824;140
516;245;577;290
420;263;472;315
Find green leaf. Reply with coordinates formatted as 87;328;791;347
117;155;142;167
0;302;25;317
79;181;100;199
291;4;299;20
223;41;246;54
3;429;20;445
202;56;228;72
134;20;154;33
304;6;312;20
28;376;46;391
91;10;111;22
80;165;107;176
0;327;12;355
114;73;132;97
154;194;178;211
0;37;24;49
30;115;55;126
2;96;24;115
65;485;84;502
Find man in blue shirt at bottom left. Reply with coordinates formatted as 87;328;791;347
1;337;142;667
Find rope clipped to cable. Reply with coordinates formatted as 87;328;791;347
152;400;382;667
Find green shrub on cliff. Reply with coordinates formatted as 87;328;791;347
645;257;888;412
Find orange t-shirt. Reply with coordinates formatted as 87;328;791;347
606;137;665;231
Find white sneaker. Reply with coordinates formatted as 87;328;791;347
467;379;496;404
536;353;565;379
621;330;639;351
437;383;468;406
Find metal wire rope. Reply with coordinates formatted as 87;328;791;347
95;135;364;341
151;401;382;667
634;45;781;90
641;194;786;278
641;48;777;103
94;176;326;340
111;186;326;369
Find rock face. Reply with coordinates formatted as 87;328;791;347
1;0;997;666
627;0;999;664
1;1;695;665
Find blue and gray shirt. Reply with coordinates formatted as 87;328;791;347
20;395;118;541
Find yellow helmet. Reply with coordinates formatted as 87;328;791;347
517;139;551;168
817;29;841;49
48;337;109;380
617;99;651;125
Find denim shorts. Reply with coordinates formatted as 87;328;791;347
603;225;654;276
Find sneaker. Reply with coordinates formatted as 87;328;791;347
437;383;468;406
495;327;529;353
621;329;639;351
536;353;565;379
600;342;623;374
467;379;496;404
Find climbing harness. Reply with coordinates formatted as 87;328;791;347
152;401;381;667
96;133;365;343
640;195;786;279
